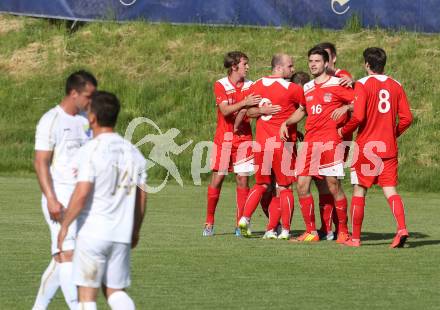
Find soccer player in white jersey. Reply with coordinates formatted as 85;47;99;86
58;91;148;310
33;70;97;310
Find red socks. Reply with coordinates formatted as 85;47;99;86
280;189;294;231
388;195;407;230
350;196;365;240
267;197;281;231
335;197;348;234
236;187;250;226
206;186;220;224
260;190;272;218
243;184;267;218
299;195;316;233
319;194;334;233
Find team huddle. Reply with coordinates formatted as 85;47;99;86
203;43;413;248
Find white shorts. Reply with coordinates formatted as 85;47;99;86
233;158;254;175
73;235;131;289
318;162;345;179
41;185;76;255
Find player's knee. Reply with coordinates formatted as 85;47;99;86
235;175;249;188
296;182;310;197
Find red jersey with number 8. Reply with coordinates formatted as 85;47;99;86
341;75;413;158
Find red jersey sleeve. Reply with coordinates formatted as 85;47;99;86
335;69;352;79
341;82;367;136
290;83;305;108
396;87;413;137
335;84;355;104
214;82;228;106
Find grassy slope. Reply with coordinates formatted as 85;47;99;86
0;15;439;191
0;177;439;309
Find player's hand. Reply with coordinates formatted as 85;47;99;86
339;76;354;88
131;232;140;249
331;105;350;121
260;105;281;115
280;122;289;142
47;198;63;222
297;131;304;142
57;225;68;252
338;128;343;138
244;94;262;107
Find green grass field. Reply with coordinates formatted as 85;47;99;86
0;14;439;191
1;176;439;309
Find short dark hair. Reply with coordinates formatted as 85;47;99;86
90;91;120;128
363;47;387;74
291;71;310;86
271;53;286;70
315;42;337;57
65;70;97;95
224;51;248;74
308;46;329;63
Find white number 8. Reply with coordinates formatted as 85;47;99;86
378;89;391;113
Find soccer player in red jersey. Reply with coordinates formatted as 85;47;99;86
313;42;355;240
203;51;262;237
339;47;413;247
238;53;305;240
280;46;355;243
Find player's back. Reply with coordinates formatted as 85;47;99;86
251;76;303;143
76;132;147;243
355;75;411;157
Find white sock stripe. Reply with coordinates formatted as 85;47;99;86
244;189;257;207
328;209;333;228
352;205;356;231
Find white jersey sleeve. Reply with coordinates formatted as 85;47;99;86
35;109;59;151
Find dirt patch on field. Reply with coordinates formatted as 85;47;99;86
0;15;25;34
1;36;67;77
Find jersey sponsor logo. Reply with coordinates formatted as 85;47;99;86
323;93;333;103
306;96;314;102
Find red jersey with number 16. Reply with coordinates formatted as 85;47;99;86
249;76;305;146
341;75;413;158
302;76;355;142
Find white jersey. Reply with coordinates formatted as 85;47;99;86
35;105;91;186
76;133;147;244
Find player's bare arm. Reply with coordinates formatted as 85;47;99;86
132;187;147;249
280;106;306;141
57;181;93;250
331;103;353;120
218;94;261;117
34;150;63;222
233;109;247;133
246;105;282;119
338;75;354;87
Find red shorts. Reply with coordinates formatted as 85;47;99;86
296;141;345;177
254;142;296;186
210;139;254;174
351;154;398;188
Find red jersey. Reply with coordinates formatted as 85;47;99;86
302;76;355;142
250;76;305;146
341;75;413;158
213;77;253;145
334;68;352;79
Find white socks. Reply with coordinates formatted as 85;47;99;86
59;262;78;310
32;258;60;310
78;302;97;310
108;291;135;310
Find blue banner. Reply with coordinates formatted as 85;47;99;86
1;0;439;33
